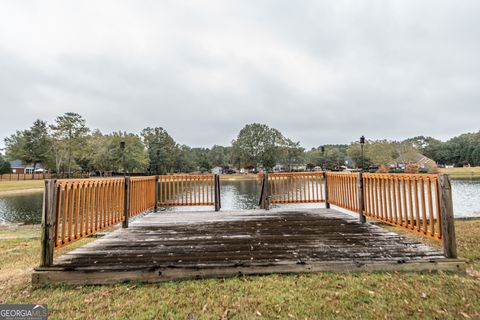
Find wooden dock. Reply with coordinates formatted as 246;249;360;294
32;208;464;286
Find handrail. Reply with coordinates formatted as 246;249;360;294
40;174;221;266
267;172;325;204
52;178;125;249
158;174;216;207
39;171;457;267
129;176;157;217
324;172;457;257
362;173;441;240
325;172;358;212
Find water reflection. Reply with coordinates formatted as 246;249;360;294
451;179;480;218
220;180;260;210
162;179;260;212
0;192;43;224
1;179;480;225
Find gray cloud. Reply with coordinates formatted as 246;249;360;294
1;0;479;150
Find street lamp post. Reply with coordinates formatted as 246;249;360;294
320;146;325;170
120;141;126;177
360;136;365;172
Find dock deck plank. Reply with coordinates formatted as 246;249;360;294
32;208;465;285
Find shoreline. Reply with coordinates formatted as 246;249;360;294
219;174;258;181
0;188;43;196
440;167;480;179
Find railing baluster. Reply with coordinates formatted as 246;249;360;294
427;178;435;237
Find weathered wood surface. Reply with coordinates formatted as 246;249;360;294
33;208;464;285
39;179;57;267
438;174;457;258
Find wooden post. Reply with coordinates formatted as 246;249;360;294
154;175;159;213
214;174;221;211
260;172;270;210
438;174;457;259
258;174;264;209
217;175;221;209
358;172;366;223
40;179;58;267
123;176;131;228
324;171;330;209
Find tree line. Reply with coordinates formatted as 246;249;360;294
1;112;479;175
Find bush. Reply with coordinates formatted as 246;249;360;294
428;165;440;174
0;155;11;174
377;164;389;173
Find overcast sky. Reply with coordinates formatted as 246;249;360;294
1;1;479;150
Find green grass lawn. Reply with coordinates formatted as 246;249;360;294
0;180;45;192
0;221;479;319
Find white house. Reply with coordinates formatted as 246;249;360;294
211;166;223;175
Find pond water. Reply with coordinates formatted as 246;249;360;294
1;179;480;225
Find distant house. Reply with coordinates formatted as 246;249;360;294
9;160;45;174
395;153;436;169
211;166;223;175
291;165;307;172
240;166;256;174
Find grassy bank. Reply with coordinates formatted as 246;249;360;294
440;167;480;179
0;221;479;319
220;174;258;181
0;180;44;193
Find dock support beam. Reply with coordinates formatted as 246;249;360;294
324;171;330;209
358;173;366;223
123;176;131;228
40;179;57;267
214;174;221;211
438;174;457;259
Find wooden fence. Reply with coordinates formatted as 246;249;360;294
0;173;52;180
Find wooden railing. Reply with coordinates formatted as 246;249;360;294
362;174;442;239
40;174;222;266
259;171;456;258
324;172;457;258
158;175;219;208
325;172;359;212
260;172;325;208
40;171;456;266
45;178;125;252
129;176;157;217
